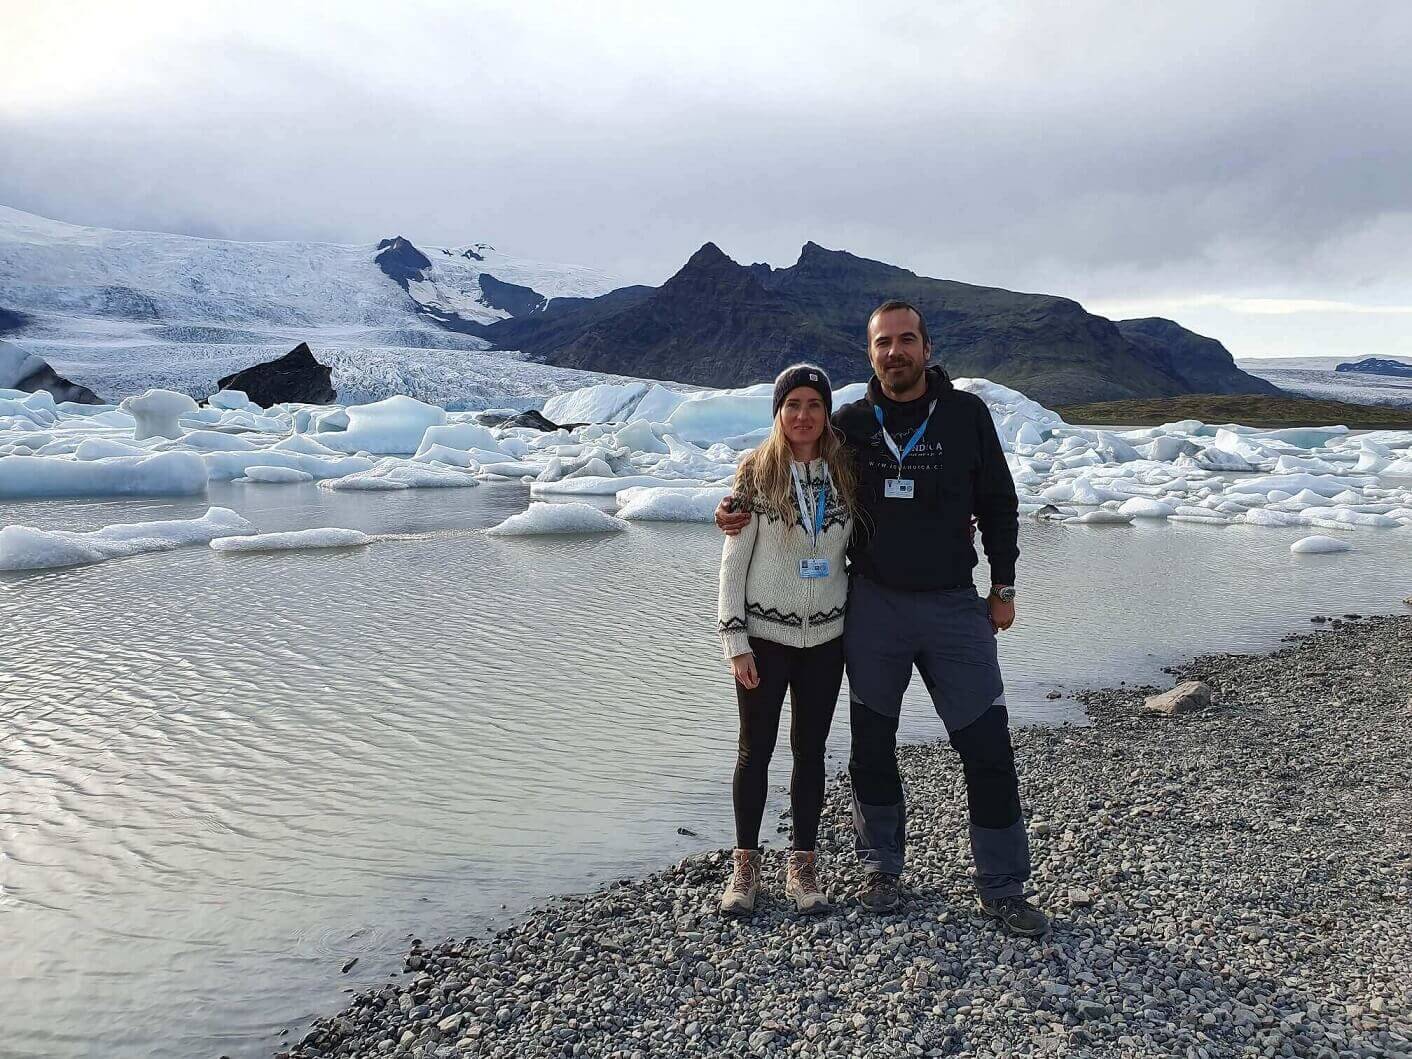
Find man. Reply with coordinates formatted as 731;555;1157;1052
716;300;1048;936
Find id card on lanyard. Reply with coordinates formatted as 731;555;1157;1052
791;463;832;579
874;400;937;500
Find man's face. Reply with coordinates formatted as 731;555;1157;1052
867;308;930;394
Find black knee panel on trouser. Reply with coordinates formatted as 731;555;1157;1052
949;702;1022;830
848;696;903;805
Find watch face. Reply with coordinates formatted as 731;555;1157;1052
996;588;1016;602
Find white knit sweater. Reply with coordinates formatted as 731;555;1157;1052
717;458;853;658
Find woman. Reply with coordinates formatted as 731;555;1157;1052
716;364;856;915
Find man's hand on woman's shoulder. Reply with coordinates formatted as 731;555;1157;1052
715;496;752;536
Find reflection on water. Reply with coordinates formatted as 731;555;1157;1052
1;481;1408;1058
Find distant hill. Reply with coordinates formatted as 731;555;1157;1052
471;242;1280;406
1058;394;1412;429
1336;357;1412;379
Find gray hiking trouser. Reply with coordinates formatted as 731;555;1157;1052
843;576;1030;899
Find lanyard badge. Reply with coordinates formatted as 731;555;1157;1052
874;400;936;500
791;463;833;578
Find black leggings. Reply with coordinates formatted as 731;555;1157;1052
732;635;845;851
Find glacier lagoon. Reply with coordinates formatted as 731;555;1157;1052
2;479;1411;1059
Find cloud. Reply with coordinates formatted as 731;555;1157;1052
3;0;1411;357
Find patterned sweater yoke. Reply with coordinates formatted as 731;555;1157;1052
716;458;853;658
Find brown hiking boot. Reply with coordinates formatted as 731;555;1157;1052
784;850;829;914
720;849;761;916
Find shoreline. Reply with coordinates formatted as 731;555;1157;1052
280;613;1412;1059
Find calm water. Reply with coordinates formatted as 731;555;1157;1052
2;481;1410;1059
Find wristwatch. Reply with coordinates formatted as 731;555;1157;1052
990;585;1017;604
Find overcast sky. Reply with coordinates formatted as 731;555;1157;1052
4;0;1411;358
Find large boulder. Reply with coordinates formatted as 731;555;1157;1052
1142;680;1213;716
216;343;335;407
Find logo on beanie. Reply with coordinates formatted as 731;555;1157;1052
808;372;818;381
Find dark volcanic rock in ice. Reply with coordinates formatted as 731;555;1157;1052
477;273;547;318
0;338;103;403
374;236;432;289
216;342;335;407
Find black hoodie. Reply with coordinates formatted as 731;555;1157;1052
832;366;1019;590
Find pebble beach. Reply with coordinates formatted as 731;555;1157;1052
280;612;1411;1059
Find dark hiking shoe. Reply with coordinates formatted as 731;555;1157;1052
978;895;1050;937
858;872;902;913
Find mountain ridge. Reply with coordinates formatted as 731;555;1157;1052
472;241;1277;405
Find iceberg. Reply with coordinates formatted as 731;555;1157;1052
0;452;208;499
542;382;649;425
485;502;628;536
239;466;316;484
210;528;370;552
616;486;732;522
0;506;253;570
119;389;199;440
313;395;447;454
1290;535;1352;554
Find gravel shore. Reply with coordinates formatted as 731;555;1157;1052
281;614;1411;1059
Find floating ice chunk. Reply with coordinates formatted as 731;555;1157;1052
313;396;447;454
1064;510;1134;525
1137;436;1199;462
164;430;260;452
0;452;208;499
531;474;704;496
1229;473;1377;498
664;387;774;446
486;502;628;536
321;458;481;491
626;384;690;424
615;486;732;522
119;389;199;440
563;457;614;480
415;422;503;457
1290;535;1352;554
1384;457;1412;475
210;528;370;552
543;382;649;424
1193;446;1256;472
74;438;150;461
1117;497;1176;518
1167;514;1234;526
411;444;476;468
1240;508;1307;528
207;389;261;412
611;419;669;455
476;460;543;478
272;433;345;457
240;466;315;484
0;506;252;571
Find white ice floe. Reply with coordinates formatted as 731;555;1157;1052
485;502;628;536
0;451;208;499
1290;535;1353;555
239;466;315;484
210;528;370;552
543;382;650;425
119;389;199;440
313;395;446;454
615;486;732;522
0;506;253;570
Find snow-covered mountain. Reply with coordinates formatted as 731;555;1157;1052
0;206;623;403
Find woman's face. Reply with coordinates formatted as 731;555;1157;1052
780;387;827;449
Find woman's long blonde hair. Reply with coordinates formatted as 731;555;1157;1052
735;405;857;525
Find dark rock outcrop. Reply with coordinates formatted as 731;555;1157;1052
477;274;547;317
216;343;335;407
476;408;574;431
1335;357;1412;378
374;237;432;288
470;242;1280;406
0;306;26;335
0;338;103;403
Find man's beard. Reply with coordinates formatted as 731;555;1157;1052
883;361;925;395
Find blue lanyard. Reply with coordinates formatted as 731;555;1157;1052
790;463;831;549
873;400;937;471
